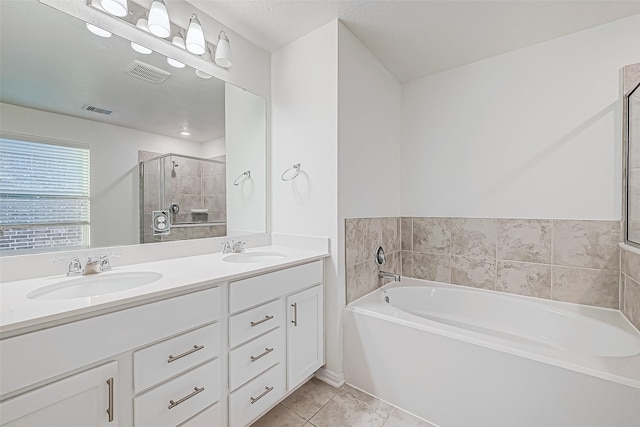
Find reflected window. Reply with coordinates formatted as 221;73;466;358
0;136;90;253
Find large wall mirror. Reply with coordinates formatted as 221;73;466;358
624;62;640;247
0;0;266;255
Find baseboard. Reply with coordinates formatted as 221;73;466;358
314;367;345;388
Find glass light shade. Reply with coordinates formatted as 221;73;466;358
100;0;127;17
214;31;232;68
148;0;170;38
167;34;185;68
195;70;212;79
185;14;205;55
86;23;112;38
131;18;152;54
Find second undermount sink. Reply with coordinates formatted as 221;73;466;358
223;251;287;264
26;272;163;300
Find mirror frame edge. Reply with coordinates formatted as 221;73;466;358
622;62;640;248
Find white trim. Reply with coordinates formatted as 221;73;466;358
620;242;640;256
314;367;345;388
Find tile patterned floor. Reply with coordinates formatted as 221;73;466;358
250;378;436;427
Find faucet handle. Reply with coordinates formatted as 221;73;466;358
99;254;120;272
219;241;232;254
232;240;246;253
53;257;83;276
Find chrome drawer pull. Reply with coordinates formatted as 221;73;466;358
250;386;274;404
250;347;274;362
250;315;274;327
168;344;204;363
291;303;298;326
106;377;114;423
168;387;205;409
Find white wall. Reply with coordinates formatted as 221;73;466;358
271;21;340;382
402;14;640;220
0;103;203;248
225;84;267;234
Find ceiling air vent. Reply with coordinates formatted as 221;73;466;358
126;60;171;84
82;104;112;115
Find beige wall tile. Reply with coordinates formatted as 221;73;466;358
401;217;412;251
621;247;640;282
450;218;496;258
401;251;413;277
552;266;619;308
346;260;378;304
451;256;495;290
497;219;551;263
411;253;451;283
382;217;400;254
552;220;620;271
346;218;365;266
364;218;384;262
623;275;640;330
496;261;551;299
413;217;450;254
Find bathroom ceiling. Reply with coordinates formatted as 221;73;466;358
188;0;640;82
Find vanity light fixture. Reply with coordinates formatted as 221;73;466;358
86;23;112;38
148;0;170;38
131;18;152;54
214;31;232;68
167;32;186;68
185;14;205;55
195;48;213;79
100;0;128;17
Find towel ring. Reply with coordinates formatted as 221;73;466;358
281;163;301;181
233;170;250;186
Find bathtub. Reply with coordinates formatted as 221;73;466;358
343;279;640;427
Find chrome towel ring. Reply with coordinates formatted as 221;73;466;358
233;170;250;186
281;163;301;181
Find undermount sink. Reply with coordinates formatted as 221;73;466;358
27;272;163;300
223;251;287;263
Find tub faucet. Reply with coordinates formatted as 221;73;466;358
378;270;401;282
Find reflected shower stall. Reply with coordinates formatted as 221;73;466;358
139;152;226;243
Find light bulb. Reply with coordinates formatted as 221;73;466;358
86;23;112;38
148;0;170;38
131;18;152;54
100;0;127;17
214;31;232;68
195;70;212;79
167;33;185;68
185;14;205;55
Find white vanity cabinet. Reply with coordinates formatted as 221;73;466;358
228;261;324;426
0;361;118;427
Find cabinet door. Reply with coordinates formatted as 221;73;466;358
0;362;118;427
286;285;324;389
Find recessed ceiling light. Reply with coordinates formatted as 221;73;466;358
180;131;191;136
86;23;112;38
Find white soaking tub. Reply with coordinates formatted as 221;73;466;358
343;279;640;427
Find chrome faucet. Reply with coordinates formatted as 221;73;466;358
54;254;118;276
220;240;246;254
54;257;83;276
378;270;401;282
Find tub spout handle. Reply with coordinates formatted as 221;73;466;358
378;271;401;282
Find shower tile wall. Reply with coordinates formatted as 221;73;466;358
345;218;401;304
139;151;226;243
401;218;621;309
621;246;640;330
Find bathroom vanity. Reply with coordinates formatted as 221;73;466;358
0;246;327;426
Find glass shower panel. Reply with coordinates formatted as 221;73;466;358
628;84;640;244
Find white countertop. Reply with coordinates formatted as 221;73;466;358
0;246;328;337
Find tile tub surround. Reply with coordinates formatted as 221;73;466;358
400;217;622;309
345;218;401;304
251;377;436;427
621;245;640;330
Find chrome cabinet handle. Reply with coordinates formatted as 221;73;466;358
168;387;205;409
250;347;274;362
250;315;274;327
168;345;204;363
250;386;274;404
106;377;114;423
291;303;298;326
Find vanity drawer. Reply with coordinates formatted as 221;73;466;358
134;322;221;393
229;364;285;427
178;402;221;427
229;299;283;348
229;261;323;313
229;327;285;391
134;359;221;427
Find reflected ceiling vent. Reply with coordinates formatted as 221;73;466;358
126;60;171;84
82;104;112;115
